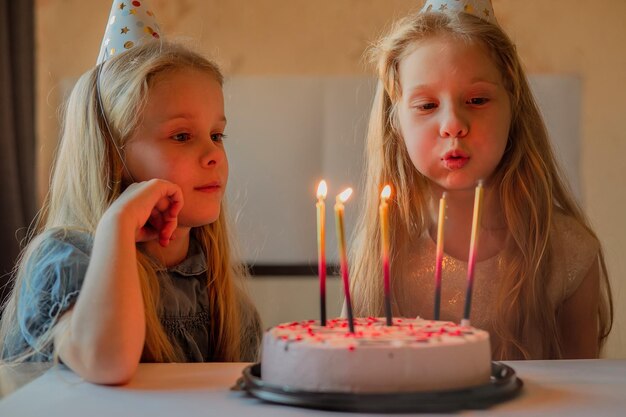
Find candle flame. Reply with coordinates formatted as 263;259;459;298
337;188;353;203
317;180;328;199
381;185;391;201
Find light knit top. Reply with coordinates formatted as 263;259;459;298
394;212;599;358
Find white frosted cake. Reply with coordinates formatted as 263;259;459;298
261;317;491;393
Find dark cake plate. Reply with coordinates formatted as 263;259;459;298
236;362;523;413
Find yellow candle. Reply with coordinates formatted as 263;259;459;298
463;181;484;325
379;185;392;326
335;187;354;333
434;192;447;320
316;180;327;326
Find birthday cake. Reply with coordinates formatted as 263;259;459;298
261;317;491;393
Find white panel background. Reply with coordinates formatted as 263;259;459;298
224;75;581;265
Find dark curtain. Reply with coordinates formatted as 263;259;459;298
0;0;36;308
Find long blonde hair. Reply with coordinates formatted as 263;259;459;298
0;41;260;363
350;12;613;359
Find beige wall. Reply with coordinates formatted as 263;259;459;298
36;0;626;357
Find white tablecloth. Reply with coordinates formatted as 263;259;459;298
1;360;626;416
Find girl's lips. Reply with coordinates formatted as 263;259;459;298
442;150;470;170
443;157;469;170
194;183;221;193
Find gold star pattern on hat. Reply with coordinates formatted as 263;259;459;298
420;0;498;25
97;0;162;64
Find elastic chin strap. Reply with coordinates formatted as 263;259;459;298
95;50;136;185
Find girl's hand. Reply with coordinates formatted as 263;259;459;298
104;179;184;247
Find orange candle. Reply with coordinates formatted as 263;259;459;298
316;180;328;326
335;188;354;333
379;185;392;326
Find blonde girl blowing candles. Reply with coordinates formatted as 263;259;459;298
0;4;261;383
350;0;613;360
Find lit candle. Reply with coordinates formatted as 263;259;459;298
434;192;447;320
379;185;393;326
316;180;328;326
462;181;484;326
335;187;355;333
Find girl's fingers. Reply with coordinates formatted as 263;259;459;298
150;183;182;246
148;210;163;231
136;226;159;243
169;198;184;219
154;196;171;213
117;179;185;244
159;218;178;247
154;181;184;211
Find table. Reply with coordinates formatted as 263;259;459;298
1;360;626;416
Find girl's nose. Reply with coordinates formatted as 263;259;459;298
200;139;224;167
439;105;469;139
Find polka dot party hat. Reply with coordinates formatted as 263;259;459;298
420;0;498;25
97;0;162;64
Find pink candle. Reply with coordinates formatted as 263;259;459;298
462;181;484;325
379;185;392;326
434;192;447;320
316;180;328;326
335;188;354;333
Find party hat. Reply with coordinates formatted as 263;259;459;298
420;0;498;25
97;0;162;64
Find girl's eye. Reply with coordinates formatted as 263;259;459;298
412;102;438;112
211;133;227;142
171;132;191;142
467;97;489;105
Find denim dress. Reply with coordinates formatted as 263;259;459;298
2;229;260;362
